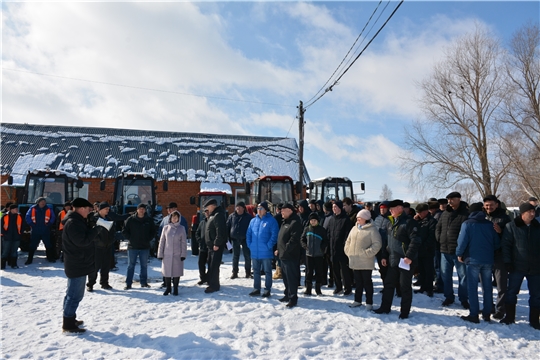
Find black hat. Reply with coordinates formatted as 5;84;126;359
438;198;448;205
446;191;462;199
403;202;411;208
519;202;536;214
365;202;373;207
236;201;246;209
469;202;484;213
167;202;178;209
99;202;111;210
309;199;317;205
415;203;429;212
334;200;344;210
483;195;498;202
428;197;438;202
72;198;93;208
9;204;18;210
282;203;296;211
258;201;270;212
203;198;217;208
308;212;320;221
529;197;538;202
277;203;284;210
36;197;46;204
137;203;147;209
428;201;440;210
64;201;72;207
298;199;309;210
323;201;333;211
388;199;404;208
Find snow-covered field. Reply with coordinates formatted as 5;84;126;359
2;243;539;359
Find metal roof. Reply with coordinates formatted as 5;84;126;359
0;123;310;185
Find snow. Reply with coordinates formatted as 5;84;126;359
2;153;59;186
1;245;539;359
200;182;232;194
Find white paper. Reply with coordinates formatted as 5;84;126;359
96;217;114;231
226;241;233;251
398;258;410;271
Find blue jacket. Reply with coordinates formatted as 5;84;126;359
25;204;56;234
456;211;500;265
246;213;279;259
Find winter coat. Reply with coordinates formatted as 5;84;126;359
25;204;55;234
300;224;328;258
62;211;99;278
344;223;382;270
502;217;540;275
485;207;511;238
1;213;23;242
205;206;228;249
158;221;187;277
326;212;353;260
297;200;312;228
373;214;390;259
123;213;155;250
159;213;188;238
382;213;422;267
277;213;303;261
196;217;209;252
416;214;437;257
347;206;360;224
436;201;469;254
227;211;252;241
246;213;279;260
88;211;127;249
456;211;500;265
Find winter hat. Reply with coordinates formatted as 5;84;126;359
528;197;538;202
379;201;390;209
99;202;111;210
428;201;440;210
36;197;46;204
9;204;18;210
137;203;147;209
72;198;93;208
323;201;333;211
519;202;535;214
428;197;438;202
64;201;72;207
277;203;284;210
357;209;372;220
236;201;246;209
446;191;461;199
438;198;448;205
388;199;404;208
203;198;217;208
258;201;270;212
469;202;484;213
308;212;320;221
282;203;296;212
403;202;411;209
483;195;498;202
309;199;318;205
167;202;178;209
415;203;429;212
298;199;309;210
334;200;344;210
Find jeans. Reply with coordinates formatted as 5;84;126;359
506;271;540;308
281;259;300;300
466;263;493;317
126;249;149;286
441;252;468;303
63;276;86;318
1;240;20;259
232;238;251;274
252;258;273;291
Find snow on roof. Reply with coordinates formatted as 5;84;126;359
2;153;59;186
200;182;233;194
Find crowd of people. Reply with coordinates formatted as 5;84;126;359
1;193;539;334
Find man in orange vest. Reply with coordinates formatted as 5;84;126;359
24;197;56;265
55;201;72;261
1;204;23;269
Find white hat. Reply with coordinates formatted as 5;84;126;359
357;209;371;220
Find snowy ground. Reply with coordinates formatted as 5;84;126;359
1;242;539;359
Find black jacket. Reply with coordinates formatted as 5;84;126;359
502;217;540;275
485;207;511;238
326;212;353;260
301;224;328;257
1;213;23;242
277;213;303;261
416;214;437;257
196;217;209;252
205;206;228;249
383;213;422;267
436;201;469;254
62;211;99;278
88;211;129;248
123;213;156;250
226;211;252;240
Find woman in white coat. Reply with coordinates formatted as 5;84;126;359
158;211;187;296
344;209;382;309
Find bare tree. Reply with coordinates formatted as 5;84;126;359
402;24;510;198
380;184;393;201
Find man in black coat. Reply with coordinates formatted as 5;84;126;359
436;192;469;308
204;199;228;293
275;203;303;308
326;200;353;295
123;203;156;290
413;203;437;297
61;197;99;334
227;201;253;279
373;199;422;319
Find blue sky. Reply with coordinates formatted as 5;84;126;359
2;1;538;201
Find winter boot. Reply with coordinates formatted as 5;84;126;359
315;283;322;296
273;266;283;280
25;250;35;265
173;277;179;296
303;283;312;296
163;277;172;296
46;248;56;263
500;303;516;325
1;258;6;270
231;272;238;279
62;316;86;334
9;257;19;269
529;307;540;330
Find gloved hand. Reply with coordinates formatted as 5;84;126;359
505;263;514;273
181;257;186;261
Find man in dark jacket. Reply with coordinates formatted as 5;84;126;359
300;212;329;296
1;204;23;269
297;200;312;227
483;195;512;319
343;197;360;224
500;202;540;330
227;201;253;279
61;197;99;334
326;200;353;295
435;191;469;308
373;199;421;319
123;203;156;290
204;199;228;293
195;210;211;286
25;197;56;264
373;201;391;283
413;203;437;297
275;203;303;308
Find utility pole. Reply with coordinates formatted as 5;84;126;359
298;101;305;197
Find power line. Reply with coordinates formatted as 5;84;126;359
304;0;404;110
2;67;296;108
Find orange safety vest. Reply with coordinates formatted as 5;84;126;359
58;210;67;231
31;207;52;225
3;214;22;234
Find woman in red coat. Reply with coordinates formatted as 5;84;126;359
158;211;187;296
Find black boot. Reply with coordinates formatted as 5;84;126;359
173;277;179;296
529;307;540;330
163;277;172;296
62;316;86;334
1;258;6;270
9;257;19;269
25;250;34;265
304;283;312;296
315;283;322;296
46;248;56;263
500;303;516;325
